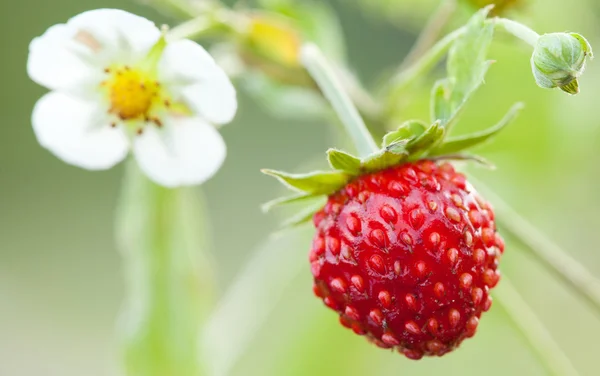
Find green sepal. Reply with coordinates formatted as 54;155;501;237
327;148;362;174
261;192;321;212
432;154;496;169
430;102;524;156
433;7;495;128
361;140;409;172
279;197;328;228
261;169;350;195
406;121;445;158
382;120;428;147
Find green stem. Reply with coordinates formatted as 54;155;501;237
495;17;540;46
167;15;213;42
201;227;313;376
398;0;457;71
116;161;215;376
301;44;379;157
495;276;580;376
471;177;600;316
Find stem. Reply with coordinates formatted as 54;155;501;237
167;15;213;42
471;176;600;316
495;277;580;376
116;161;215;376
201;227;313;376
301;44;379;157
399;0;457;71
495;18;540;46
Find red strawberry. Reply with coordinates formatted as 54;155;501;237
310;160;504;359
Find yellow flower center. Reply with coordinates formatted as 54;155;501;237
104;66;162;121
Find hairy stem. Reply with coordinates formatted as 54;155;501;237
495;17;540;46
301;44;379;157
495;276;580;376
472;176;600;316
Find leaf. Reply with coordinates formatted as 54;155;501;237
261;169;350;195
280;198;328;228
406;121;445;157
327;149;362;174
430;79;452;124
261;192;321;213
432;153;496;169
433;7;495;127
382;120;428;147
430;102;524;156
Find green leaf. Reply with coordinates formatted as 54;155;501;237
280;199;328;228
432;153;496;169
261;169;350;195
261;192;321;213
433;7;495;127
406;121;445;157
430;79;452;124
430;102;524;156
327;149;362;174
382;120;428;147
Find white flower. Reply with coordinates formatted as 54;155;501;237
27;9;237;187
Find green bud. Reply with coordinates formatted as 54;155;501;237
531;32;593;95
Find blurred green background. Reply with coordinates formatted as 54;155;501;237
2;0;600;375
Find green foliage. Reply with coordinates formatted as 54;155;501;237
382;120;428;147
260;169;350;195
327;149;362;174
432;7;495;128
430;103;524;156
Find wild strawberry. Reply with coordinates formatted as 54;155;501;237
263;8;515;358
310;160;503;359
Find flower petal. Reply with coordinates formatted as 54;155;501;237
32;92;129;170
28;23;104;93
67;9;161;62
133;116;226;187
28;9;161;94
158;40;237;125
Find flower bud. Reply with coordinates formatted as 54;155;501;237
531;32;593;95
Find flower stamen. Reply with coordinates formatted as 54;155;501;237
105;66;161;121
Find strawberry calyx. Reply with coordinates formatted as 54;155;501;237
261;101;522;225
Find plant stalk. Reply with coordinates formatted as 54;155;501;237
495;276;580;376
116;161;215;376
472;176;600;316
301;44;379;157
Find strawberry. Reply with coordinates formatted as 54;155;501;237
310;160;503;359
263;8;516;359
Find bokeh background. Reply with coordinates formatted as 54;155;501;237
2;0;600;375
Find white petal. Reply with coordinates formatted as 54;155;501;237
133;116;226;187
28;9;161;94
32;92;129;170
67;9;161;61
158;40;237;125
28;23;104;93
